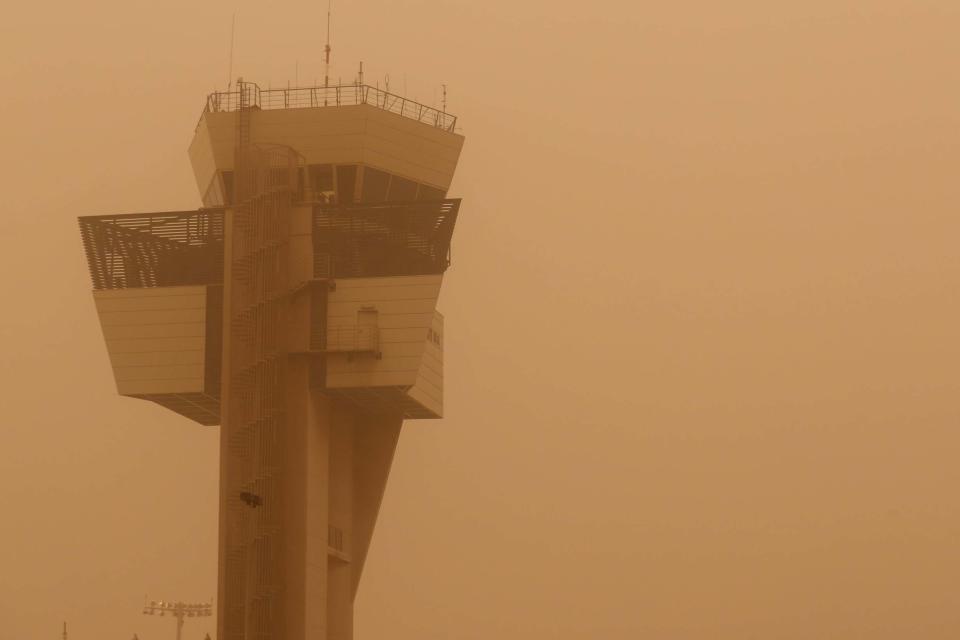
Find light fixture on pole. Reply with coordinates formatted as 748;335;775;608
142;599;213;640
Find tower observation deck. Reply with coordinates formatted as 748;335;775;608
78;81;464;639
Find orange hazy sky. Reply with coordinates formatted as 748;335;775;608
1;0;959;638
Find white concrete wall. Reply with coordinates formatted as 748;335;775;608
93;286;208;395
325;275;442;392
406;311;444;417
190;103;464;191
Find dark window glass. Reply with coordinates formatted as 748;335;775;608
221;171;234;205
361;167;390;203
336;165;357;204
417;184;446;201
308;164;334;200
273;167;303;200
276;167;290;189
388;176;418;201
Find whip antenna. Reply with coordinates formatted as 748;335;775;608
324;0;332;88
227;11;236;91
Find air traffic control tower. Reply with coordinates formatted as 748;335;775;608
78;81;463;639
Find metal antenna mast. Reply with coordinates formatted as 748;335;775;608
228;11;236;91
324;0;332;88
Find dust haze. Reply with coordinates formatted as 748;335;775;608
1;0;958;637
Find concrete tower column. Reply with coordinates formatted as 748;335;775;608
79;80;464;640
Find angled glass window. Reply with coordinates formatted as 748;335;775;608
335;165;357;204
417;184;446;201
361;167;391;203
388;176;418;202
308;164;334;202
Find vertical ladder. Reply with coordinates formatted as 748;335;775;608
235;80;254;203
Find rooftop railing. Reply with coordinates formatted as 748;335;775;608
202;83;457;132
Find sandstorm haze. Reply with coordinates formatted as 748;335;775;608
1;0;959;637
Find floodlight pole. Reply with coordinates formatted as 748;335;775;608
142;599;213;640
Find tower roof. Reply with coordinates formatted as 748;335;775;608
189;82;464;207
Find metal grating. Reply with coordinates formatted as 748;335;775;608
312;199;459;279
133;392;221;426
326;385;441;420
79;209;225;290
221;143;298;640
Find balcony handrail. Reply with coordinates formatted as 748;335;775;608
201;83;457;132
